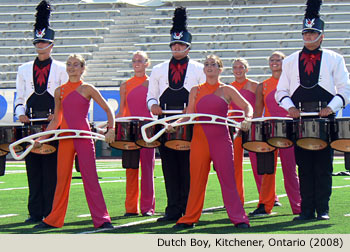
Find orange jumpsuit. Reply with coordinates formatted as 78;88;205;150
120;76;155;215
43;81;111;228
176;82;249;226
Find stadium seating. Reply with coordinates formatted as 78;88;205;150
1;0;350;87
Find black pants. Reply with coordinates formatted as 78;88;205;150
0;155;6;176
25;151;57;219
158;145;190;218
295;145;333;216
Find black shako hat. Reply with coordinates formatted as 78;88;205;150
169;6;192;47
302;0;324;33
33;0;55;44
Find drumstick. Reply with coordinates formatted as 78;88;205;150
9;129;106;160
300;112;320;117
140;113;242;144
29;118;48;122
162;110;184;115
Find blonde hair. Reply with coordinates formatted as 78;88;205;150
269;51;286;60
66;53;87;77
205;54;223;69
133;51;150;65
233;58;249;69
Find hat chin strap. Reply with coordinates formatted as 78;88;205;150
171;45;191;54
303;32;323;44
35;43;53;51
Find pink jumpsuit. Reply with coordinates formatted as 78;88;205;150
43;81;111;228
121;76;155;215
176;82;249;226
261;77;301;214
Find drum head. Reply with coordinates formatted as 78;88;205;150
0;149;7;157
330;140;350;152
109;141;141;150
267;137;294;149
0;143;23;153
242;141;276;153
164;140;191;151
29;144;56;155
296;138;328;150
135;139;161;149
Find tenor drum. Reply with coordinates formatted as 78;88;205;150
134;119;161;148
22;124;56;155
109;120;141;150
163;124;193;151
265;119;295;149
242;121;276;153
330;117;350;152
295;118;330;150
0;125;24;153
0;149;7;157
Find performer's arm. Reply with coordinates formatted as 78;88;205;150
275;63;296;112
116;82;126;118
14;69;29;123
226;85;253;119
253;83;264;118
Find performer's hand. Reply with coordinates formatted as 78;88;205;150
19;115;30;123
105;128;115;144
165;123;176;133
319;106;333;117
288;107;300;118
33;140;42;149
240;118;251;132
47;114;54;121
151;104;162;115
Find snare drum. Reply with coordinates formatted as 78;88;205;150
134;119;161;148
330;117;350;152
22;124;57;155
265;119;295;149
109;120;141;150
163;124;193;151
242;121;276;153
295;118;330;150
0;125;24;153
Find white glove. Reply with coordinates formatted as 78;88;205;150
240;118;252;132
105;128;115;144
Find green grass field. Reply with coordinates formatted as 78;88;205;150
0;156;350;234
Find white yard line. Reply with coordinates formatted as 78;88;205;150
0;214;18;218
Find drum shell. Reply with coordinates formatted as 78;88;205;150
242;121;276;153
0;126;24;152
163;124;193;151
265;119;295;149
295;118;330;150
134;120;161;148
330;117;350;152
110;120;140;150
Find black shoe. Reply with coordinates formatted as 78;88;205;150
249;204;268;216
33;222;55;229
124;213;139;217
235;223;250;228
274;201;282;207
293;214;316;221
97;222;114;229
142;211;154;217
25;216;42;224
173;223;194;229
317;213;330;220
157;215;181;222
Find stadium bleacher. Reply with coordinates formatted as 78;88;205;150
1;0;350;87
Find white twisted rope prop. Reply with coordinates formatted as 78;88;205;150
9;129;106;160
141;113;242;144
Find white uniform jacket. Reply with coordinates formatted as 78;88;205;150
14;59;68;117
147;59;206;110
275;48;350;113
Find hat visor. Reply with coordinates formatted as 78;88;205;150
302;28;322;34
169;40;191;46
33;38;54;45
